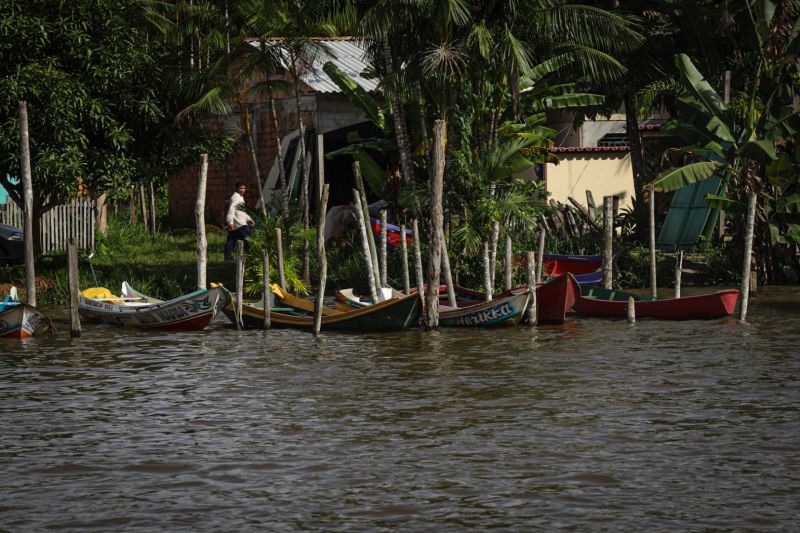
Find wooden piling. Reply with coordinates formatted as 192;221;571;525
262;249;270;330
353;162;382;295
674;250;684;299
400;223;411;294
489;220;500;289
602;196;614;289
412;218;425;311
67;238;81;337
313;184;330;337
129;186;137;224
649;183;657;298
353;190;379;304
536;227;546;284
275;227;286;290
626;297;636;324
379;209;388;287
738;191;757;321
526;251;537;325
425;119;446;329
18;101;36;307
483;241;493;302
504;233;513;291
235;241;244;331
195;153;209;290
440;230;457;307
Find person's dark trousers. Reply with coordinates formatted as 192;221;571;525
224;225;253;260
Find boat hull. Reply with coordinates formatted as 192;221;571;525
0;304;55;339
574;287;739;319
79;286;231;330
226;293;422;332
536;273;580;324
439;291;531;327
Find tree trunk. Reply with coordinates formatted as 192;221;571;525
504;233;513;291
382;39;415;183
354;162;382;294
195;154;209;290
19;101;36;306
400;223;410;294
625;92;648;241
425;120;445;329
243;107;268;217
129;186;137;224
95;193;108;238
148;181;157;234
139;185;148;232
269;89;289;218
738;191;757;321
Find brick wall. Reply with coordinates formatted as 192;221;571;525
168;95;315;226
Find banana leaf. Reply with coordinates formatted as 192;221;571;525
654;161;722;192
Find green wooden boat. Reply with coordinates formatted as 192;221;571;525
224;292;421;332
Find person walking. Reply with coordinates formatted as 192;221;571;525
224;182;255;261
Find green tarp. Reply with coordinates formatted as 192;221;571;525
656;175;723;251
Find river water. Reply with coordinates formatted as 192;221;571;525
1;288;799;531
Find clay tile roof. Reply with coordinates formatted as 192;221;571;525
548;146;630;154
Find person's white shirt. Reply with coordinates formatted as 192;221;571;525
225;192;254;229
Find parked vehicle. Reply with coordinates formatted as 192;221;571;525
0;223;24;264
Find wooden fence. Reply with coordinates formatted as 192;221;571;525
0;198;95;253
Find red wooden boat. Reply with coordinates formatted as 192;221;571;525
574;286;739;319
442;273;579;325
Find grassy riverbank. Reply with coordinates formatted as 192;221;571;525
1;218;237;304
1;216;743;305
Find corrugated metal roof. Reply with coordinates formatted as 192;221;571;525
248;39;379;94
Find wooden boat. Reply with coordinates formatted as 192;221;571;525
438;290;531;327
516;253;609;285
0;288;55;339
334;274;579;325
79;282;231;330
369;216;413;250
574;285;739;319
225;290;422;332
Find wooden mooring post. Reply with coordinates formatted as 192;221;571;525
412;218;425;311
235;241;244;331
19;101;36;307
738;191;758;321
526;251;537;325
602;196;614;289
262;249;270;330
380;209;388;287
425;119;446;329
483;241;492;302
195;153;208;290
67;238;81;337
400;223;411;294
440;231;457;307
627;297;636;325
354;162;382;296
353;190;379;304
649;183;657;298
504;233;513;291
674;250;684;299
275;227;286;291
313;184;330;337
536;227;546;284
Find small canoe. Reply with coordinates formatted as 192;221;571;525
516;253;610;285
225;292;422;332
574;285;739;319
79;282;231;330
0;289;55;339
438;290;531;327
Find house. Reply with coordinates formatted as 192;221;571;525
168;38;383;225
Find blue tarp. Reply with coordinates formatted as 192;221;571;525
0;175;19;205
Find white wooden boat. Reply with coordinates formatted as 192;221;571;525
79;282;231;330
0;287;55;339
